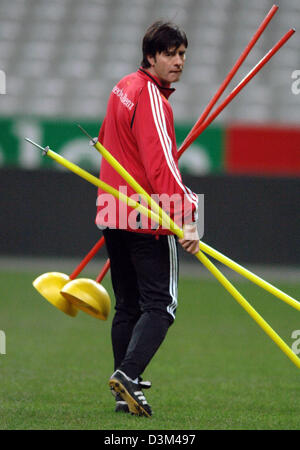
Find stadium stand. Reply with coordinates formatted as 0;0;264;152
0;0;299;122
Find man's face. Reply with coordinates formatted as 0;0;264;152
147;44;186;86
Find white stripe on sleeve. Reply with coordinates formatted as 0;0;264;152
147;82;198;209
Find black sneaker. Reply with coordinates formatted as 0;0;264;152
109;370;152;417
111;378;152;413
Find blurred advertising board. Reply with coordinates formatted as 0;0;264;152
0;117;299;176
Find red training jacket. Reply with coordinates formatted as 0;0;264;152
96;68;198;235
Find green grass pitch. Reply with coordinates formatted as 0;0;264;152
0;270;299;430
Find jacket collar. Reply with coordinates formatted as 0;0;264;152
138;68;175;99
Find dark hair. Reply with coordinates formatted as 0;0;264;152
141;21;188;68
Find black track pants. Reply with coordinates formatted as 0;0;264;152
102;228;179;380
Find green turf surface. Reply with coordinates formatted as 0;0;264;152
0;270;299;430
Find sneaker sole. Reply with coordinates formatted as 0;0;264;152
109;379;151;418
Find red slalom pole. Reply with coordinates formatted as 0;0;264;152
96;258;111;283
179;4;279;155
69;236;105;280
178;28;295;159
87;25;294;283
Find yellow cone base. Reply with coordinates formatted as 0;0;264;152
61;278;111;320
33;272;78;317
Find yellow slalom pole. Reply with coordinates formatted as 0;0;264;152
83;128;300;313
26;138;300;370
199;242;300;312
24;138;167;234
197;250;300;369
45;148;162;226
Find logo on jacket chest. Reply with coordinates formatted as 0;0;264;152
112;85;135;111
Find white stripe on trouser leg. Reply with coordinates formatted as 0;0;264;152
167;235;178;319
